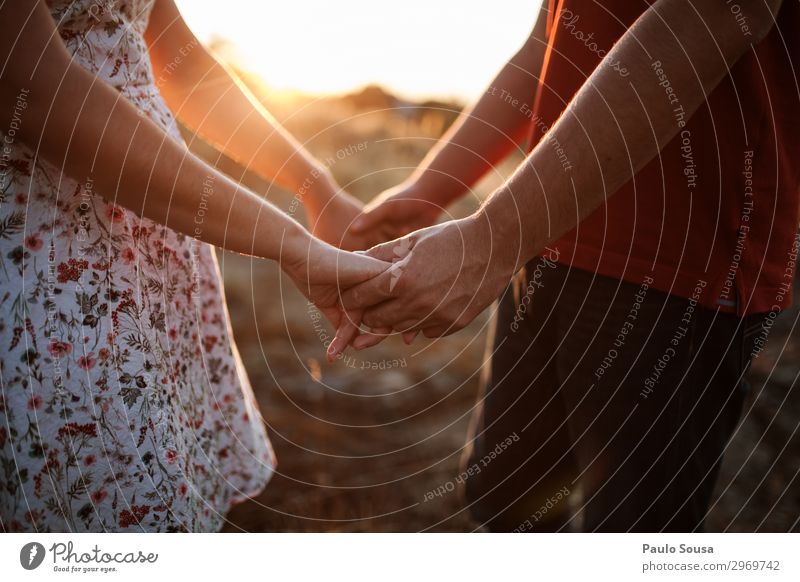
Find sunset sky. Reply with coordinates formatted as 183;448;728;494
175;0;541;101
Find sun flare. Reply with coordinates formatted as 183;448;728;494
175;0;540;101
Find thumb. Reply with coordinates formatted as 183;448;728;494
325;249;390;287
351;203;390;234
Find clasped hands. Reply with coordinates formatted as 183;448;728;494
294;178;519;362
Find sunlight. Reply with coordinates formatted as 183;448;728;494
175;0;541;101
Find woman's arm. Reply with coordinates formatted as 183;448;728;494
143;0;376;250
0;1;384;287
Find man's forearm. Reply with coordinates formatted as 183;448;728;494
480;0;782;269
407;4;550;205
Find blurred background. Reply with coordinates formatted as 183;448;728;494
173;1;800;532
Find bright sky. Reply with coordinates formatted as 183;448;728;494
175;0;541;102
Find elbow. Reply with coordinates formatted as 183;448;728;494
0;58;69;149
0;44;70;133
0;78;34;144
747;0;783;43
692;0;783;46
0;61;36;113
0;86;32;121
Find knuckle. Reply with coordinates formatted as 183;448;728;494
351;289;366;308
392;274;408;295
362;312;380;329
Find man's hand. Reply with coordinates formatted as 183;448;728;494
348;181;446;242
327;215;519;358
304;180;386;251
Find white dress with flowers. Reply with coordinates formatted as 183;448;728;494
0;0;274;532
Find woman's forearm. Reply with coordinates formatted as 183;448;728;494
155;49;337;200
145;0;337;204
0;2;308;263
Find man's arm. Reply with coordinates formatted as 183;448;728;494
349;3;550;239
332;0;783;350
480;0;784;272
145;0;378;249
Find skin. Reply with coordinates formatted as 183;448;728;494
349;2;550;240
329;0;784;358
144;0;384;252
0;0;388;327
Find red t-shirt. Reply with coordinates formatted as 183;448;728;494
531;0;800;315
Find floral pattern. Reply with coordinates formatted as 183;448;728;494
0;0;274;532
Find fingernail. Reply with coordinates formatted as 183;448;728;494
327;341;339;361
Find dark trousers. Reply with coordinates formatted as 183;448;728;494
462;263;766;532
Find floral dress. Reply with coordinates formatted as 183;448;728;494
0;0;274;532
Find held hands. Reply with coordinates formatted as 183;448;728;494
302;172;385;251
303;173;445;252
348;181;445;242
326;215;518;359
297;176;516;360
281;229;390;331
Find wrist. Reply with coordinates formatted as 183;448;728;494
302;166;338;205
452;213;519;299
278;221;315;278
406;172;465;207
472;193;538;275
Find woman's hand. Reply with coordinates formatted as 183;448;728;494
302;172;385;251
281;229;391;337
327;214;520;358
